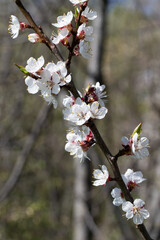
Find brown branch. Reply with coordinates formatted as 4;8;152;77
66;4;87;70
0;103;52;202
14;0;64;61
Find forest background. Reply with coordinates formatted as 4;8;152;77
0;0;160;239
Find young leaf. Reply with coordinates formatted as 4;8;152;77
131;123;142;137
15;64;29;75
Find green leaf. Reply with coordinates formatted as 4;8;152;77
131;123;142;137
74;6;79;18
15;64;29;75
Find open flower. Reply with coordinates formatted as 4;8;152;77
38;69;60;95
63;97;91;125
121;124;149;159
122;199;150;225
65;126;95;161
52;28;70;45
93;165;109;186
25;56;44;75
79;40;92;59
84;82;107;107
90;101;108;120
25;76;40;94
77;23;93;42
111;187;125;206
8;15;20;39
122;169;146;191
81;7;97;21
122;133;149;159
55;61;71;86
52;11;73;29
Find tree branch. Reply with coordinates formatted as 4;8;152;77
14;0;64;61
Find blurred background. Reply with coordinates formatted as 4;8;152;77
0;0;160;239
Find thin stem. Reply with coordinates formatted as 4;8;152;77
14;0;64;61
66;4;87;70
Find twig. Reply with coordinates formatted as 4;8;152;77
14;0;64;61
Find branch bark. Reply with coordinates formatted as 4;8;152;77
15;0;64;61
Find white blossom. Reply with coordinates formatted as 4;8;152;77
132;133;149;159
85;82;107;107
111;187;125;206
81;7;97;21
79;40;92;59
28;33;40;43
38;68;60;95
52;28;70;45
42;92;58;109
63;97;91;125
122;199;150;225
25;76;40;94
8;15;20;39
25;56;44;74
123;169;146;190
90;101;108;120
93;165;109;186
52;11;73;29
45;61;71;86
69;0;87;5
55;61;71;86
63;94;75;108
121;133;149;159
77;23;93;42
65;126;94;161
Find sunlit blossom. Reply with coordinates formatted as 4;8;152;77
65;126;95;161
8;15;20;39
122;199;150;225
111;187;125;206
52;11;73;29
93;165;109;186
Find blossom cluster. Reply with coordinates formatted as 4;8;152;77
92;124;150;225
8;1;97;59
8;1;106;162
93;165;150;225
25;56;71;108
52;1;97;58
65;126;95;161
9;0;152;231
63;82;107;160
